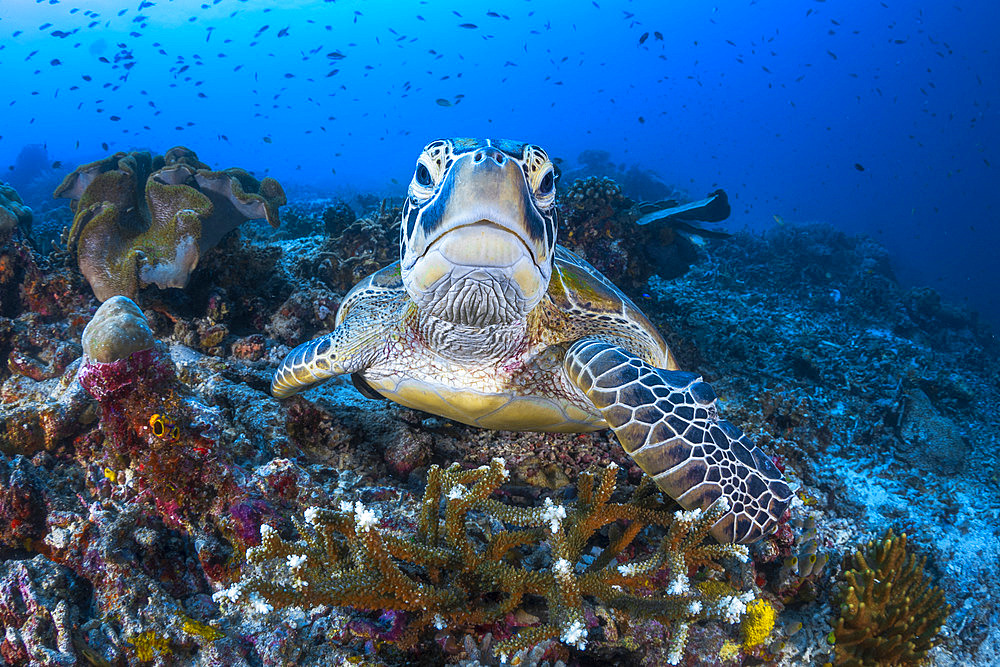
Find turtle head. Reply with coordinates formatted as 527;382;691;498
400;138;557;327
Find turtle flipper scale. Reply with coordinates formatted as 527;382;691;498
565;338;792;544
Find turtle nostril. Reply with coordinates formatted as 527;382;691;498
475;147;505;165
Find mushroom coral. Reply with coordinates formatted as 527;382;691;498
54;146;285;301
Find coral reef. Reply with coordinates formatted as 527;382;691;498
898;387;968;474
222;459;756;662
1;171;997;665
54;146;286;301
0;182;32;234
832;530;950;666
301;198;401;293
560;149;679;202
0;555;87;665
558;176;729;291
76;296;264;536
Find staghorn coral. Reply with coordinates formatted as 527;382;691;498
220;458;757;662
53;146;286;301
832;529;950;666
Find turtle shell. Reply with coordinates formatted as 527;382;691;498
542;245;677;371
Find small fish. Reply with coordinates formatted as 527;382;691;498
639;32;649;45
773;214;785;225
263;136;273;143
101;142;109;150
436;98;452;106
459;23;477;29
52;161;62;168
638;116;645;123
854;163;865;171
148;414;180;440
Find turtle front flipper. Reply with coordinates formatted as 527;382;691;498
564;338;792;544
272;318;381;399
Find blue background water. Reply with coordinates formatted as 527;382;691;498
1;0;996;330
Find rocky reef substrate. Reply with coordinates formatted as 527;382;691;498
0;175;996;666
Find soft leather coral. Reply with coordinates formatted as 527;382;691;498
54;147;285;301
0;182;32;233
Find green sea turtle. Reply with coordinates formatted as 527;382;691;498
272;138;792;543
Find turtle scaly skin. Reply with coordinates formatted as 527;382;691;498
272;138;792;543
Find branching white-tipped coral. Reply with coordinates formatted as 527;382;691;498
353;501;377;531
542;497;568;533
229;461;756;662
304;506;321;525
561;620;588;650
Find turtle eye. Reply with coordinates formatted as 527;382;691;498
538;170;554;195
415;163;433;187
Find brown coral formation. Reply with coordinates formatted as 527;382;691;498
226;459;755;660
0;182;32;234
832;530;950;666
559;177;729;292
54;147;286;301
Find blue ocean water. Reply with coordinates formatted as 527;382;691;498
1;0;996;330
